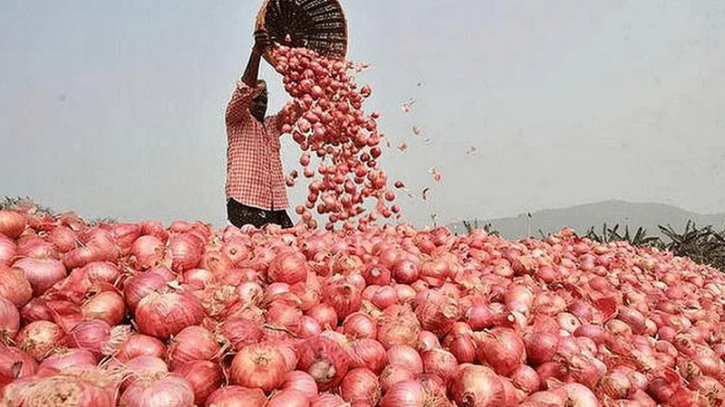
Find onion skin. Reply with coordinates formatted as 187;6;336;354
0;344;38;385
204;385;267;407
12;257;67;296
135;291;205;340
476;328;526;376
219;317;263;352
66;320;112;356
387;345;423;375
283;371;319;399
297;335;350;391
120;374;195;407
81;290;126;326
269;252;309;285
175;360;224;405
379;379;425;407
267;389;312;407
37;348;97;374
349;338;388;374
3;373;115;407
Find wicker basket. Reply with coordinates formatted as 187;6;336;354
256;0;348;64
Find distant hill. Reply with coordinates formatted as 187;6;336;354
448;200;725;240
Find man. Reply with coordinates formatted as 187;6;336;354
225;30;299;229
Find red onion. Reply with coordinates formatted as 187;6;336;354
477;328;526;376
421;348;457;381
297;335;350;391
205;385;267;407
120;374;195;407
122;270;172;312
362;263;391;286
0;236;17;265
324;278;362;321
120;355;169;390
394;284;417;303
387;345;423;375
4;373;115;407
116;333;167;361
230;342;291;392
168;234;203;272
561;383;598;407
269;252;309;285
449;364;506;407
175;360;223;405
377;305;420;349
168;326;220;371
380;365;415;393
82;262;120;284
81;290;125;326
0;296;20;342
341;368;380;405
283;370;319;399
12;257;67;296
349;338;388;374
524;332;559;367
307;303;338;329
131;235;166;270
380;379;427;407
16;320;65;360
299;316;322;338
267;389;311;407
342;312;377;339
135;291;205;340
266;302;303;333
415;330;441;353
311;393;348;407
415;291;459;337
0;210;26;239
38;348;97;374
511;365;540;394
66;320;111;356
392;259;420;284
219;317;262;351
597;369;631;400
0;344;38;384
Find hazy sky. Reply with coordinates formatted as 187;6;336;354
1;0;724;228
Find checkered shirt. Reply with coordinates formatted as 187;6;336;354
225;81;289;211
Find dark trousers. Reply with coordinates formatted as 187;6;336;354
227;199;294;229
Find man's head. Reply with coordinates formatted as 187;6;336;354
251;80;268;123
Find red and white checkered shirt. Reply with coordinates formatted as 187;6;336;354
225;81;289;211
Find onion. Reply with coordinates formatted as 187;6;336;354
387;345;423;375
38;348;97;374
597;369;631;400
131;235;166;270
341;368;380;405
0;210;26;239
415;330;441;353
81;290;125;326
421;348;457;381
349;338;388;374
377;305;420;349
449;364;505;407
307;303;338;329
230;342;291;392
392;259;419;284
380;379;427;407
205;385;267;407
269;252;309;285
342;312;377;339
135;291;205;340
168;234;203;272
476;328;526;376
561;383;598;407
415;291;460;337
12;257;67;296
311;393;348;407
0;344;38;384
16;320;65;360
510;364;540;394
0;236;17;265
324;278;362;321
120;374;195;407
120;355;169;390
66;320;112;356
4;372;115;407
122;270;172;312
0;296;20;341
175;360;223;405
299;316;322;338
218;317;262;351
297;335;350;391
283;371;319;399
266;302;303;333
380;365;415;393
116;333;167;361
82;262;120;284
168;326;220;370
362;263;391;286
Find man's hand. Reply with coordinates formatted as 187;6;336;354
254;30;272;53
